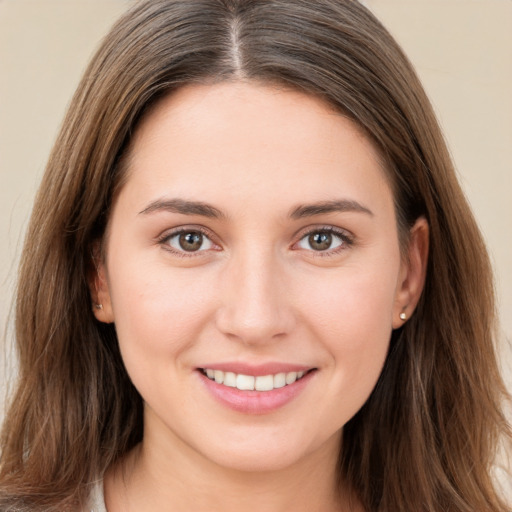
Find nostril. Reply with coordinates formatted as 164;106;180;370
214;305;295;345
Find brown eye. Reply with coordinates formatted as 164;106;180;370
166;230;214;253
179;232;203;251
308;232;333;251
297;229;347;252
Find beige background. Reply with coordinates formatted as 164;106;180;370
1;0;511;420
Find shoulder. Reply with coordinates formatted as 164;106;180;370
85;479;107;512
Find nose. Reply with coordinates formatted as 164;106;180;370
215;247;296;345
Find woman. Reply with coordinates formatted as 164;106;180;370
0;0;510;511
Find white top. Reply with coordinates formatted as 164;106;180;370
87;479;107;512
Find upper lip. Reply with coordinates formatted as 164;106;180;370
197;362;315;376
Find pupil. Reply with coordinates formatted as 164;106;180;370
309;232;332;251
179;232;203;251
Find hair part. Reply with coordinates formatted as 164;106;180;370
1;1;510;510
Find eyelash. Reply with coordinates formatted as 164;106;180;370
157;226;219;258
157;225;354;258
293;226;354;257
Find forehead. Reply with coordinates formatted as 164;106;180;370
118;81;393;218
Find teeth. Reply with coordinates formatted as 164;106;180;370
202;369;308;391
236;374;255;390
255;375;274;391
273;372;286;389
223;372;237;387
285;371;297;385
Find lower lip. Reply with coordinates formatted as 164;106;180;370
198;370;316;414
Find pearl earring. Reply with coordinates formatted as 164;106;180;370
399;312;407;321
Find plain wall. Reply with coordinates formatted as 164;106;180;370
1;0;511;427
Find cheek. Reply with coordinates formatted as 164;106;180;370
299;261;399;340
295;259;399;407
107;259;217;362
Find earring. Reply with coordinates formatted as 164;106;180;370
95;303;103;310
399;312;407;321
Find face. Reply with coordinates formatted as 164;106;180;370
93;82;426;473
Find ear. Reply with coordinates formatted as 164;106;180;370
392;217;429;329
88;243;115;324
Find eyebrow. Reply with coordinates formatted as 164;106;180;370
138;197;373;220
290;199;373;219
139;198;225;219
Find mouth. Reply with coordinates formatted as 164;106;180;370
197;365;318;414
199;368;314;391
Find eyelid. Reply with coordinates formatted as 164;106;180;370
155;224;353;258
292;225;354;255
156;225;221;256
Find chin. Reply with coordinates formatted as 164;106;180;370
193;427;342;474
209;449;308;473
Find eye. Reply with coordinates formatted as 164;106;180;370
165;230;214;253
296;228;349;252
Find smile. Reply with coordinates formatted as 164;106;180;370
201;368;307;391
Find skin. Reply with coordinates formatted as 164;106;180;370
91;82;428;512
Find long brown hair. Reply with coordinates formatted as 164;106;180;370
1;1;510;510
